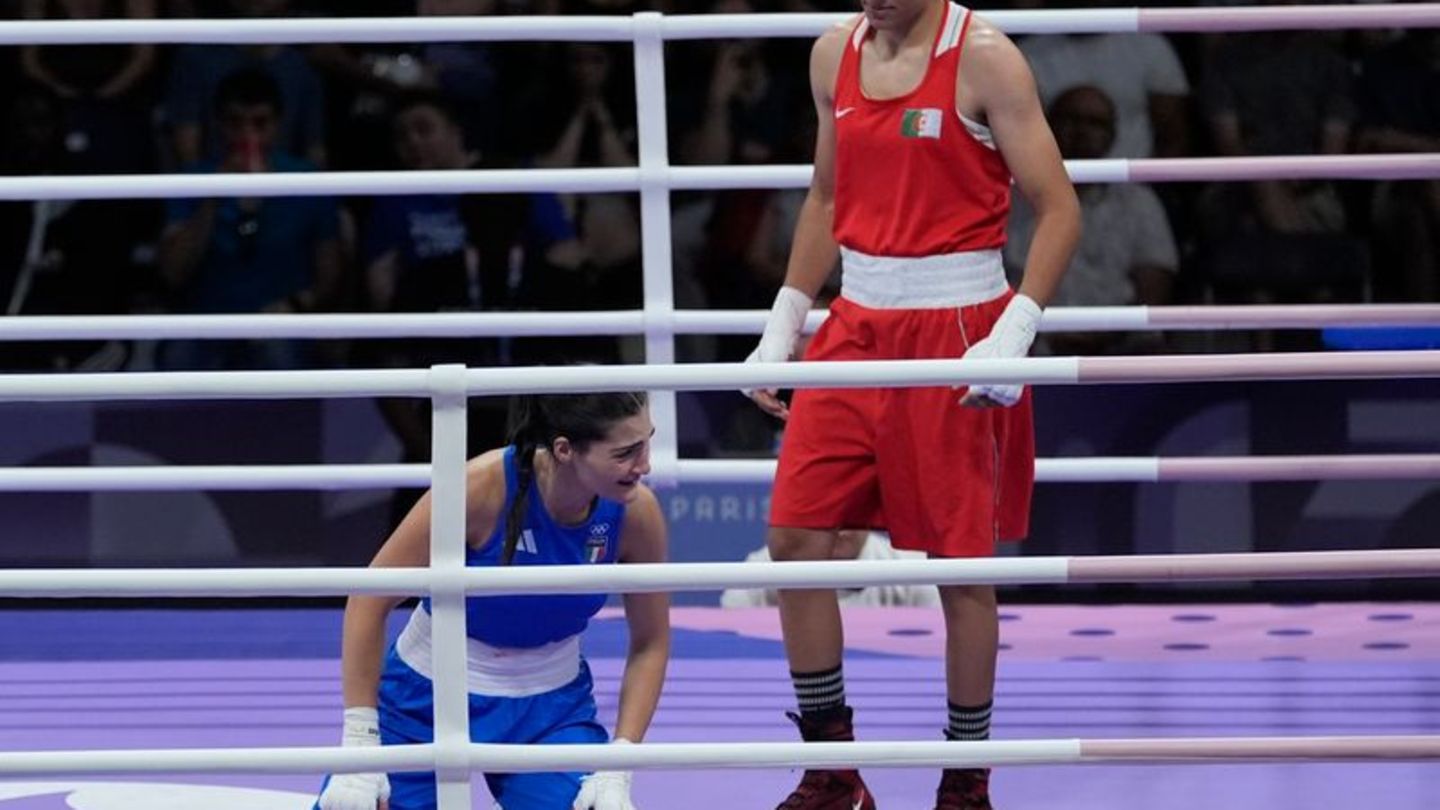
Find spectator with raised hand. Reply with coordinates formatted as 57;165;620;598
521;42;641;362
165;0;327;167
158;69;343;370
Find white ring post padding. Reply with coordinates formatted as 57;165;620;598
425;365;474;810
1;303;1434;341
0;155;1434;202
2;550;1439;598
634;10;681;490
4;735;1439;777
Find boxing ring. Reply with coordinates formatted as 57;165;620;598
1;4;1439;809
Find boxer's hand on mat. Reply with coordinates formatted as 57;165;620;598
572;769;636;810
573;738;637;810
959;294;1042;409
743;286;813;420
319;773;391;810
319;707;391;810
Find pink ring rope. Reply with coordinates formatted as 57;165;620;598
1079;350;1440;383
1140;3;1440;32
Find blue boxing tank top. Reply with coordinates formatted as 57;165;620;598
424;445;625;649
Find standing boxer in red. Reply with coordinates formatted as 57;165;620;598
744;1;1080;807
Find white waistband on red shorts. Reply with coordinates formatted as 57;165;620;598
395;605;581;697
840;247;1008;309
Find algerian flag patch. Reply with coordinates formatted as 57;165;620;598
900;108;943;139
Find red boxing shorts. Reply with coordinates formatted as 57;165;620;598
769;293;1034;558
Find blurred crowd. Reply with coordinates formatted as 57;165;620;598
0;0;1435;454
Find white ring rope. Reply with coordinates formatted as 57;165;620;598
0;303;1436;341
0;454;1436;491
3;736;1439;778
0;5;1436;45
0;464;431;491
1;155;1436;202
0;354;1436;402
2;549;1438;598
679;455;1440;484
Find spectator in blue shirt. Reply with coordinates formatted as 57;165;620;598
158;68;343;370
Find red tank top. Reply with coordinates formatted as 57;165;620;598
832;2;1012;257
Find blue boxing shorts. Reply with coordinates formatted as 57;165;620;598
316;645;609;810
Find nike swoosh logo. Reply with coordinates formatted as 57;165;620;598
835;106;857;119
852;788;868;810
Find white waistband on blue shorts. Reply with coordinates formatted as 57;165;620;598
395;605;581;698
840;247;1008;309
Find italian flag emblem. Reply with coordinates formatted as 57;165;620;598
901;108;943;139
585;535;608;563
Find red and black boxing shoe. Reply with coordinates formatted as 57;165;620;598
934;768;993;810
777;768;875;810
774;708;877;810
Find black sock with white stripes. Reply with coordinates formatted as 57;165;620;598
945;700;993;741
792;664;847;718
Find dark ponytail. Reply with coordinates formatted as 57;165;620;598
499;390;648;565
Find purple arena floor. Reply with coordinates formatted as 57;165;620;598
1;604;1438;809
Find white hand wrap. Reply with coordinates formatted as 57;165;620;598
572;739;637;810
962;294;1042;407
742;286;813;398
318;707;391;810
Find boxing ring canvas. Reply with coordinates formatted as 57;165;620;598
1;604;1436;810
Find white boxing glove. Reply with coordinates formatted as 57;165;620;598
572;739;637;810
742;286;813;401
961;294;1043;407
319;707;392;810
